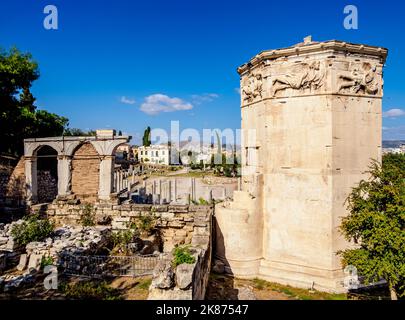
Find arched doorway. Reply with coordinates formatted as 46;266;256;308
71;143;100;202
36;145;58;203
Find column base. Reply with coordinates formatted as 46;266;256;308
258;260;347;294
215;254;262;278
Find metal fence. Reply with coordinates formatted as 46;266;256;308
58;253;163;278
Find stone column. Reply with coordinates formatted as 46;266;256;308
113;171;117;192
191;178;196;202
98;155;115;201
57;155;72;197
118;171;123;191
168;180;172;202
173;179;177;202
25;157;38;205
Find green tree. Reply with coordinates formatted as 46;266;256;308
142;126;151;146
339;153;405;300
0;47;68;156
63;128;96;136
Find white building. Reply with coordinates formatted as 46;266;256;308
138;145;170;165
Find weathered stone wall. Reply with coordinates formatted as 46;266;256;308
0;167;12;206
37;171;57;203
42;203;212;253
147;205;212;300
0;157;25;207
71;143;100;202
37;202;213;299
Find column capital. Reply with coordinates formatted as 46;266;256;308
25;156;37;162
57;155;72;161
100;155;115;161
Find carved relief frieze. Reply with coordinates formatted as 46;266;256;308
270;61;326;97
241;72;263;103
337;62;381;95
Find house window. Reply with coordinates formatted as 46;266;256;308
141;151;143;155
156;151;159;157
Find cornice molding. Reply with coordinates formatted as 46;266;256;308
237;40;388;75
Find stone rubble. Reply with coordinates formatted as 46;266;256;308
0;220;24;252
0;221;111;292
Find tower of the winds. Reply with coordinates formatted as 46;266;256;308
215;37;388;293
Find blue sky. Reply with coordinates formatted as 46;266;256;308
1;0;405;143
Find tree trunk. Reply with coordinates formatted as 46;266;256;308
390;286;398;300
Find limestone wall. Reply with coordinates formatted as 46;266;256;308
37;202;213;299
147;206;212;300
42;203;212;254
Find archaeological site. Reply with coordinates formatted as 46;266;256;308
0;37;398;301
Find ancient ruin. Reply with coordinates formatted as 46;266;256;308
215;38;388;293
0;37;391;299
23;130;129;204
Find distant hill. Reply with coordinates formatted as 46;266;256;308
383;140;405;148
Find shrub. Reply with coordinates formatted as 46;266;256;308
198;197;209;205
11;214;54;246
138;214;156;234
40;255;54;269
339;154;405;300
79;204;96;227
60;281;122;300
172;245;196;267
110;230;136;255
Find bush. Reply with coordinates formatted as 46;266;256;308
11;214;54;246
110;229;136;255
339;154;405;300
40;255;54;269
138;214;156;234
172;245;196;267
79;204;96;227
60;281;122;300
198;197;209;205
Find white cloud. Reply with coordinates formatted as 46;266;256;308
383;108;405;118
120;96;135;105
191;93;219;104
382;125;405;140
140;94;193;115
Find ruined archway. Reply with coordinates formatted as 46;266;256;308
36;145;58;203
71;143;100;202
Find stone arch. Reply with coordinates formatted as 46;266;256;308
25;141;63;157
71;142;101;202
35;145;58;203
111;142;131;193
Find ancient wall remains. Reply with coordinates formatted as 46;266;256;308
37;171;57;203
0;157;25;207
35;202;212;299
42;203;212;254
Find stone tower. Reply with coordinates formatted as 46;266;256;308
215;38;388;293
